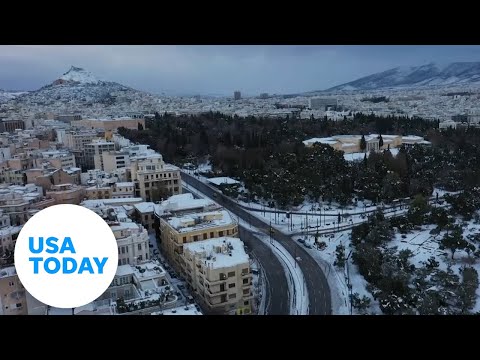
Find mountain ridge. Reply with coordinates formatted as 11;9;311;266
325;62;480;91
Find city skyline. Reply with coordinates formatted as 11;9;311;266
1;45;480;95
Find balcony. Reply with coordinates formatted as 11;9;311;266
206;277;226;285
241;272;253;278
242;281;252;288
207;287;228;296
242;292;254;301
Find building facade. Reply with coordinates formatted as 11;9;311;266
183;237;253;315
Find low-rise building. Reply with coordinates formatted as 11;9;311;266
46;183;85;205
112;182;135;199
133;202;156;233
0;266;28;315
183;237;253;315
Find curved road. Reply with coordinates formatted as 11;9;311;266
239;226;289;315
182;172;332;315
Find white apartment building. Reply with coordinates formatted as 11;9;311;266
112;182;135;199
183;237;253;315
111;222;150;266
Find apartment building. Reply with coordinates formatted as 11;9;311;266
46;184;85;205
158;209;238;272
134;202;156;233
128;153;182;201
183;237;253;315
0;267;28;315
33;150;76;169
101;150;130;172
84;140;115;171
111;222;150;266
26;168;81;192
63;130;102;150
112;182;135;199
85;186;112;200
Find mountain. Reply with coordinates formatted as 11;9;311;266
327;62;480;91
12;66;153;107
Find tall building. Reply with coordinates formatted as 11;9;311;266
183;237;253;315
234;91;241;101
128;153;182;202
157;209;238;273
84;139;115;171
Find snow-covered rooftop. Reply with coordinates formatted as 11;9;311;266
154;193;214;215
115;182;134;187
0;266;16;278
207;177;240;186
184;237;249;269
166;210;234;233
134;202;155;214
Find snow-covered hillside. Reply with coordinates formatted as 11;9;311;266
58;66;100;84
327;62;480;91
10;66;155;110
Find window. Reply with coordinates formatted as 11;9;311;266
126;246;129;253
127;258;130;264
219;231;224;237
183;236;187;243
144;215;149;221
228;283;235;288
173;179;178;184
9;281;14;286
138;244;142;251
122;258;127;265
228;271;235;277
138;255;142;261
193;235;198;241
16;303;22;308
244;301;249;306
243;278;249;284
168;173;171;178
228;293;236;299
203;233;208;240
242;268;249;275
118;259;121;266
151;214;155;220
121;247;125;254
226;230;230;235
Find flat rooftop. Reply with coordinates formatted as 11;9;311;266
184;237;249;269
166;210;234;233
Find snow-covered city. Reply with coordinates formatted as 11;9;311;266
1;45;480;315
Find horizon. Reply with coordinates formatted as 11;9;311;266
1;45;480;95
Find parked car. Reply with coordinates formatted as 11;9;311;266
303;242;312;249
298;238;305;244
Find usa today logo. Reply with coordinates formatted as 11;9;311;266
14;204;118;309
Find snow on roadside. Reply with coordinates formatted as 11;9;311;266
183;179;309;315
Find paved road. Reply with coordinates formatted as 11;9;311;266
182;172;332;315
239;226;289;315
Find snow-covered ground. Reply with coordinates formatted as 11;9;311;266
297;214;480;314
343;148;400;162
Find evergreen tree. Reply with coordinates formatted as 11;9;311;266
378;134;384;148
334;243;346;268
360;135;367;152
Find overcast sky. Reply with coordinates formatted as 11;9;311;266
1;45;479;95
